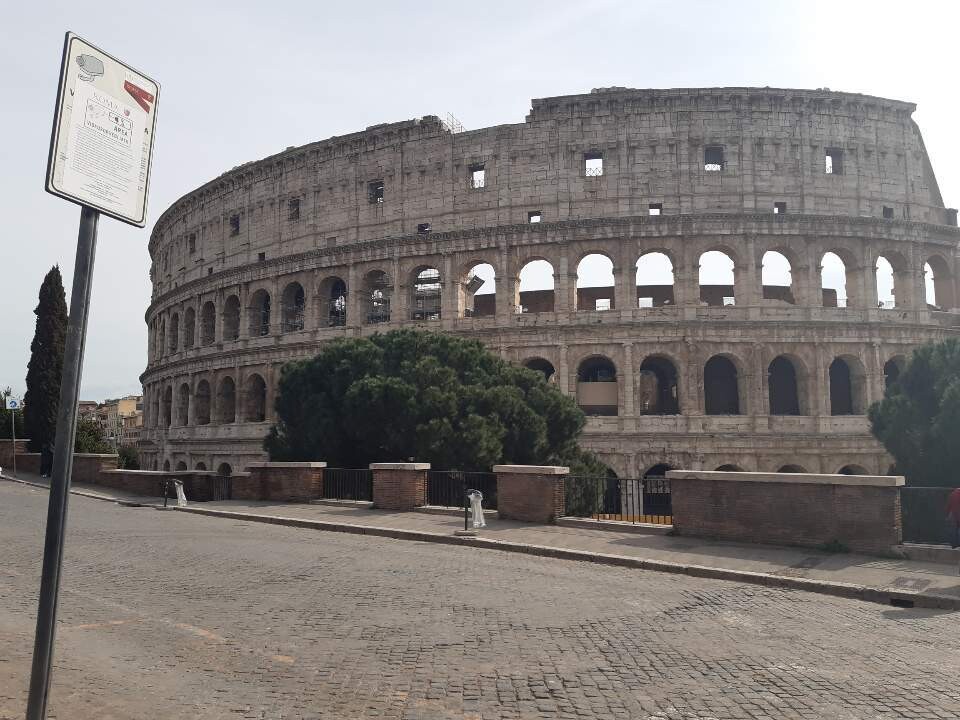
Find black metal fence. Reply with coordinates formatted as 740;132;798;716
564;475;672;525
322;468;373;502
426;470;498;510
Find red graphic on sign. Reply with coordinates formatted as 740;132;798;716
124;80;155;113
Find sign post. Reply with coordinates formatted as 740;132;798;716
4;396;21;477
27;32;158;720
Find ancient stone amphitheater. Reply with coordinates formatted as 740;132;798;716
139;87;960;478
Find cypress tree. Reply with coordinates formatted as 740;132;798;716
24;266;68;453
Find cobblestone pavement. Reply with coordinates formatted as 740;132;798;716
1;482;958;720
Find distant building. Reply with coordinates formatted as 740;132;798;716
94;395;143;448
77;400;99;420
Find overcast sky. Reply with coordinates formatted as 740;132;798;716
1;0;956;401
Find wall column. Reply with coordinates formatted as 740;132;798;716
622;342;635;416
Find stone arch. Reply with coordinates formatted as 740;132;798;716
175;461;188;471
638;354;680;415
698;250;736;307
704;354;742;415
217;462;232;477
162;459;170;471
924;254;955;309
217;376;236;423
195;462;207;471
223;295;240;340
248;289;271;336
461;261;496;318
168;312;180;352
195;379;211;425
767;355;806;416
778;464;807;473
820;250;852;308
243;373;267;423
715;464;745;471
635;251;675;307
518;258;555;313
838;464;869;475
883;355;905;391
829;355;866;415
411;266;442;321
523;357;556;381
319;275;347;327
576;252;616;311
200;301;216;345
176;383;190;426
363;269;393;324
761;250;795;304
576;355;618;416
183;307;196;348
280;281;305;332
161;385;173;427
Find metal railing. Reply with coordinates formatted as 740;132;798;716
426;470;497;510
322;468;373;502
564;475;672;525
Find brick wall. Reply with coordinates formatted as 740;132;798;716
667;470;904;555
97;470;167;497
73;454;118;484
494;465;568;523
371;463;428;511
0;439;29;467
245;463;326;502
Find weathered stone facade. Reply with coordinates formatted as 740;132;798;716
139;87;960;477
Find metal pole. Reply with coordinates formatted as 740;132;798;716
11;408;17;477
26;205;99;720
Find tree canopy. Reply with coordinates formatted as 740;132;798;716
265;329;602;472
74;416;112;454
869;338;960;486
24;267;67;452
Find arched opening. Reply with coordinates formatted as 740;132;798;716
280;282;305;332
838;464;868;475
176;383;190;426
462;263;496;318
195;380;211;425
319;276;347;327
175;461;187;471
576;356;618;416
715;464;745;471
883;357;904;391
162;459;170;472
150;390;160;428
223;295;240;341
248;289;271;336
518;259;555;313
411;267;442;320
244;373;267;423
183;307;196;348
157;319;166;358
576;253;615;311
642;463;672;516
767;356;801;416
363;270;392;324
761;250;794;304
161;386;172;427
820;251;849;308
195;462;207;471
523;357;556;381
778;464;807;473
925;255;955;309
638;355;679;415
829;357;864;415
704;355;741;415
217;462;232;477
876;256;896;308
635;252;675;307
200;302;216;345
699;250;736;307
168;313;180;352
217;377;236;423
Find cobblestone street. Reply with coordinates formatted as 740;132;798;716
1;482;958;719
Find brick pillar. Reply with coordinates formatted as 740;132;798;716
371;462;429;510
494;464;569;523
245;462;326;501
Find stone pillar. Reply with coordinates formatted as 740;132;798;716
793;263;816;307
617;259;635;313
371;462;429;510
347;265;362;328
557;344;570;395
496;273;517;322
494;464;569;523
622;342;635;416
674;262;697;308
442;254;458;321
556;254;573;313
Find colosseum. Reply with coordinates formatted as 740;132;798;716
139;86;960;479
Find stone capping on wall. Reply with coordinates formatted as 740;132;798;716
370;463;431;471
246;462;327;469
666;470;905;487
493;465;569;475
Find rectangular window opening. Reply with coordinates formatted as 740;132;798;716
207;267;213;275
528;210;542;223
257;252;266;262
595;298;611;311
649;203;663;216
229;215;240;236
288;198;300;221
882;205;894;219
469;163;486;189
774;202;787;215
368;180;384;204
326;236;337;248
704;145;724;172
825;148;844;175
417;222;431;234
638;297;654;308
584;151;603;177
188;234;196;254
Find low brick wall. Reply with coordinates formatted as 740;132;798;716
16;454;41;474
494;465;568;523
244;462;326;502
98;470;168;497
666;470;905;555
0;439;29;467
371;463;428;510
73;454;118;483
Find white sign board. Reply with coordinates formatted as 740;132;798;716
4;397;21;411
45;33;159;227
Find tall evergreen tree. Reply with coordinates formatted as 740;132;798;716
24;266;68;452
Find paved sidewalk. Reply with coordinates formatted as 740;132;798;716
5;470;960;610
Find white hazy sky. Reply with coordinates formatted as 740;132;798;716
1;0;956;400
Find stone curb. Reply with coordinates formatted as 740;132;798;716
173;505;960;612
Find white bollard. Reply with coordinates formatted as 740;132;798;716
468;490;486;529
174;480;187;507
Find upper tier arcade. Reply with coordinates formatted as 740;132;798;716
148;87;955;299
